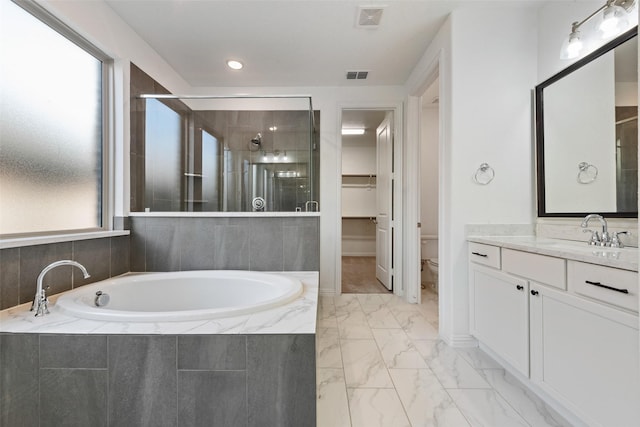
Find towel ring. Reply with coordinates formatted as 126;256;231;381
474;163;495;185
577;162;598;184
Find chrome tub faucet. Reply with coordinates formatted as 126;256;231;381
31;260;90;317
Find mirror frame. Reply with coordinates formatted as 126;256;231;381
535;26;638;218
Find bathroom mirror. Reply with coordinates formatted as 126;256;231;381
536;27;638;217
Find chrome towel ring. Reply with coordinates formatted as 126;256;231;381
474;163;495;185
577;162;598;184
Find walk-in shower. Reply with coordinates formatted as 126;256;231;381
131;94;319;213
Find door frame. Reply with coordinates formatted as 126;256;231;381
336;102;404;297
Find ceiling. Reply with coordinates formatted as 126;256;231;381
104;0;548;88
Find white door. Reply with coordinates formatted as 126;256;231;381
376;114;393;290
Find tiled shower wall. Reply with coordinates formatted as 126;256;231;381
0;236;130;311
130;216;320;272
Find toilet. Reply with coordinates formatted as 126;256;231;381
427;258;439;293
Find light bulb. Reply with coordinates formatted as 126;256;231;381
566;36;583;58
283;151;288;161
598;4;626;39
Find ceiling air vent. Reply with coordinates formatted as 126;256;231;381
356;6;385;28
346;71;369;80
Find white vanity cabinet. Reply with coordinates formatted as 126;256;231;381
469;263;530;376
529;284;640;427
468;239;640;427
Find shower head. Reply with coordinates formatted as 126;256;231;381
250;133;262;147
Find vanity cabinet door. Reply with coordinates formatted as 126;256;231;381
469;264;529;376
529;284;640;427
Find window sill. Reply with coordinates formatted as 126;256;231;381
0;230;130;250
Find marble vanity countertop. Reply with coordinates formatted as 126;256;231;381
0;272;318;335
468;235;638;272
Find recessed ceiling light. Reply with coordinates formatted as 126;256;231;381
342;128;365;135
227;60;243;70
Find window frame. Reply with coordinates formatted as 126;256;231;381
3;0;114;238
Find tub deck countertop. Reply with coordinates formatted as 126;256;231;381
0;272;318;335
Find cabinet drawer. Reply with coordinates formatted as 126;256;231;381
468;242;501;269
502;249;566;290
568;261;638;312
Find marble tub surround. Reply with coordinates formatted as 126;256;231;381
467;235;638;271
0;272;318;335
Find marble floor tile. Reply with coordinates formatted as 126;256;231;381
389;368;471;427
356;293;385;307
317;368;351;427
341;339;393;388
393;309;440;340
364;304;402;329
372;328;428;369
318;315;338;329
480;369;572;427
413;340;491;389
317;327;343;368
336;310;374;339
347;388;410;427
456;346;503;370
448;389;530;427
334;294;362;313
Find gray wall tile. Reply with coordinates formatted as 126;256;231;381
249;218;284;271
40;335;107;369
211;218;250;270
40;369;107;427
0;248;20;310
178;371;247;427
284;217;319;271
19;242;73;304
73;239;111;287
178;218;217;270
145;218;181;272
108;335;177;427
178;335;246;370
247;334;316;427
110;235;130;276
0;334;39;427
130;216;147;272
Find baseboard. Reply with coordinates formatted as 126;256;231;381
442;333;478;348
319;289;336;297
342;252;376;257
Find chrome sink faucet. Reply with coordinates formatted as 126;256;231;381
581;214;609;246
31;260;90;317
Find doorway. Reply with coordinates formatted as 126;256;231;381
340;109;394;294
419;77;440;316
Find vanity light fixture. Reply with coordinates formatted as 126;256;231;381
341;128;365;135
226;59;244;70
561;0;637;59
283;151;288;161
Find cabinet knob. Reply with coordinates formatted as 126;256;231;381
516;285;524;291
530;290;539;296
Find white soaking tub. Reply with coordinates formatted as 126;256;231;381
55;270;303;322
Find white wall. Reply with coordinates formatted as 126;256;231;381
405;6;538;345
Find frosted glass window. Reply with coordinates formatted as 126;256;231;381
0;1;104;235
